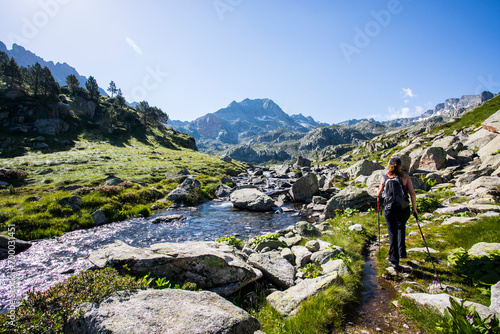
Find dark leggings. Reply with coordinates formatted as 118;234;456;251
384;206;410;265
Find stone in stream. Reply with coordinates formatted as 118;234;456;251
64;289;261;334
149;214;187;224
230;188;274;212
89;240;262;296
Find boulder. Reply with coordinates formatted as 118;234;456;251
0;235;32;259
402;293;497;320
64;289;260;334
419;147;447;171
295;221;321;238
321;259;351;276
58;195;82;211
482;109;500;133
366;170;384;197
247;251;296;289
295;156;312;168
311;248;342;265
89;240;262;296
477;134;500;159
462;176;500;200
230;188;274;212
305;240;320;252
34;118;70;135
491;282;500;314
91;209;107;226
150;214;187;224
104;177;124;186
431;135;463;157
464;128;497;150
291;246;312;268
323;186;374;219
215;184;232;198
409;148;426;171
289;173;319;203
167;177;202;202
266;273;339;317
345;159;384;178
468;242;500;257
434;205;469;214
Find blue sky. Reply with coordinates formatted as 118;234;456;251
1;0;499;124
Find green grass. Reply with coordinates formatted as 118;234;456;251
0;137;247;240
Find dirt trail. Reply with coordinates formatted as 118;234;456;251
340;244;422;334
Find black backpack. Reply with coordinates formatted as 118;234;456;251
383;175;409;210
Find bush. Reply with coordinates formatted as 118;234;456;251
436;297;500;333
0;268;149;334
216;235;245;248
416;196;439;213
448;248;500;285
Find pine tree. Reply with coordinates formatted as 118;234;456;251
1;57;21;88
41;66;59;100
85;76;99;103
107;81;117;97
28;62;43;97
66;74;80;95
136;101;150;128
115;88;126;108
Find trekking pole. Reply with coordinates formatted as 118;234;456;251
377;197;380;255
413;212;442;289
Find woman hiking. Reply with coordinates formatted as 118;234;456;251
376;157;417;269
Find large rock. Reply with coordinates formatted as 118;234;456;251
0;235;32;260
462;176;500;200
468;242;500;257
291;246;312;268
289;173;319;203
345;159;384;178
482;109;500;133
167;177;201;202
215;184;232;198
402;293;497;320
89;240;262;296
323;186;374;219
230;188;274;212
295;221;321;238
64;289;260;334
247;251;296;289
464;128;497;150
266;273;339;317
34;118;69;135
491;282;500;314
431;135;463;157
366;170;385;197
418;147;447;171
477;134;500;159
321;259;351;276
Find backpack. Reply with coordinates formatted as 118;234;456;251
383;175;409;211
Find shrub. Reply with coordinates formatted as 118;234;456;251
416;196;439;213
300;263;323;279
419;175;436;191
0;268;148;334
216;235;245;248
436;297;500;333
250;233;282;249
448;248;500;285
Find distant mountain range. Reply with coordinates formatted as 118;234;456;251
0;41;107;97
169;98;328;145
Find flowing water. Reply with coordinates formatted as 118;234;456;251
0;200;307;312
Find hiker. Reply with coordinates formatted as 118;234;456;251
376;157;417;268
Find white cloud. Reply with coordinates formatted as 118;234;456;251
401;87;416;98
126;37;143;55
387;106;414;120
415;105;424;114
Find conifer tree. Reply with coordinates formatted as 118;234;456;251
28;62;43;97
66;74;80;95
86;76;99;103
107;81;117;97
